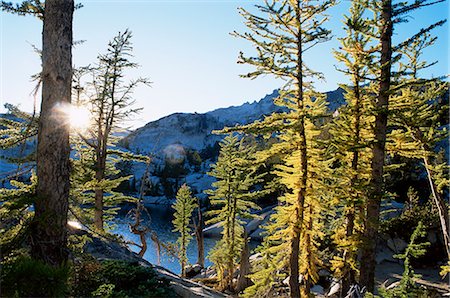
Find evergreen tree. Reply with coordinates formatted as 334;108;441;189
205;135;263;291
0;104;38;156
172;184;197;277
232;1;334;296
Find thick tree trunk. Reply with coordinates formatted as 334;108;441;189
31;0;74;267
359;0;392;292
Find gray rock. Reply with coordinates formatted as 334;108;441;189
319;269;331;278
282;275;303;286
249;227;265;241
312;285;325;295
249;253;262;262
387;238;407;253
376;247;396;264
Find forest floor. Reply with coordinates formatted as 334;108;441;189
375;261;448;294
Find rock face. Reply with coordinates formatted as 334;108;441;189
121;88;345;156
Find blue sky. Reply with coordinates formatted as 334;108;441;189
1;0;448;128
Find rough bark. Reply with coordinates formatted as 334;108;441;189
300;205;313;298
342;77;362;295
31;0;74;267
194;198;205;268
359;0;393;291
236;232;251;293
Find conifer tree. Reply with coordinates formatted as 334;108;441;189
72;30;150;231
379;222;430;297
387;33;449;268
172;184;197;277
32;0;74;267
328;1;375;293
205;135;263;291
233;1;334;296
354;0;446;290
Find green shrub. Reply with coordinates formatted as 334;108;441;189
1;254;69;297
71;258;175;297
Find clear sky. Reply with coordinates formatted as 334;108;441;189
1;0;448;129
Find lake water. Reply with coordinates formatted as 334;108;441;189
113;204;217;274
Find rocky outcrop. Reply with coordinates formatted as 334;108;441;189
203;205;275;240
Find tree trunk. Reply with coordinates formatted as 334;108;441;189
342;80;362;295
94;156;105;230
289;2;307;296
237;231;252;293
300;204;313;298
195;198;205;268
423;156;450;261
359;0;392;292
31;0;74;267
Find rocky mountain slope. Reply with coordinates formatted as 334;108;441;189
121;88;344;155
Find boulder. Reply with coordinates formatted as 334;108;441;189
312;285;325;295
427;230;438;244
376;247;396;264
318;269;331;278
387;238;407;253
249;227;265;241
249;253;262;262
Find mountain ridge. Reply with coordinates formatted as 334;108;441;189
122;87;345;155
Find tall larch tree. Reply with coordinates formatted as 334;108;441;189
31;0;74;266
233;1;334;296
359;0;393;289
206;135;263;291
359;0;446;290
328;0;375;294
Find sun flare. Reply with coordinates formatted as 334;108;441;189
67;105;91;131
